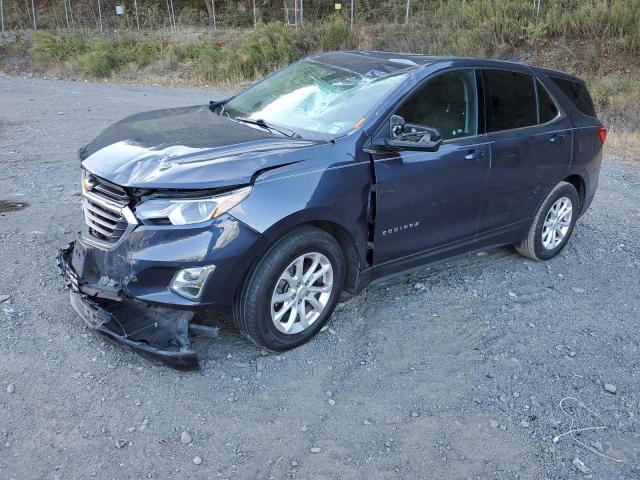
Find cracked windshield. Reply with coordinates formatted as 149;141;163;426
224;60;409;137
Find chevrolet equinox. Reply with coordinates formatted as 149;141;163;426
59;51;605;369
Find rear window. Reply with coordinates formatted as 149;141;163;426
550;77;596;117
484;70;537;132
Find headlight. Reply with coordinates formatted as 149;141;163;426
135;186;251;225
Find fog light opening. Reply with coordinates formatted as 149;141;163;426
170;265;216;301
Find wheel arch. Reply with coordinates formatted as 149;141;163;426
304;220;362;293
563;174;586;212
255;216;365;295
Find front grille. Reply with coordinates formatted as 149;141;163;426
82;174;130;244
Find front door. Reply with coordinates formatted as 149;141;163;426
370;69;490;267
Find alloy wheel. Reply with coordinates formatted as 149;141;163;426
542;196;573;250
270;252;334;334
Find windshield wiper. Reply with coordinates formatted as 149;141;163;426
234;117;300;139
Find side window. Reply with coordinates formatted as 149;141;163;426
484;70;537;132
550;76;597;117
537;80;559;124
396;70;477;141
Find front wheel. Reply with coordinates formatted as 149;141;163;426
233;227;344;351
515;181;579;261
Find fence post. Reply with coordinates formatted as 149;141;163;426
212;0;216;30
97;0;103;32
252;0;256;27
350;0;353;29
31;0;37;29
165;0;172;32
0;0;4;32
169;0;176;31
299;0;303;26
405;0;410;24
134;0;140;29
63;0;69;28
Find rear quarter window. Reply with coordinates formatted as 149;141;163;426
550;77;597;117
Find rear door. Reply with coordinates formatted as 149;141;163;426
370;69;491;266
479;69;573;235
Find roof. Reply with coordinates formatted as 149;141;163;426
309;50;582;82
309;50;438;78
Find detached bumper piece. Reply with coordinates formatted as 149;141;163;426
58;243;199;370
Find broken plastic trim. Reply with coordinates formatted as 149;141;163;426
57;243;199;370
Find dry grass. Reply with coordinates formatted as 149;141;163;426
606;132;640;162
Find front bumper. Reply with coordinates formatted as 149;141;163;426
58;243;199;369
56;214;266;369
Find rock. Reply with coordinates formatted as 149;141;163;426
603;383;617;394
363;419;371;425
134;399;142;406
193;456;202;465
324;390;333;398
411;412;420;418
0;295;10;303
310;447;321;453
115;439;129;449
489;420;500;429
508;292;517;298
499;424;507;431
520;419;530;428
414;283;425;290
472;397;481;404
291;460;298;467
300;425;308;432
180;431;193;444
6;383;15;394
260;349;269;356
571;287;586;294
572;457;589;474
590;440;603;452
127;427;136;433
327;399;336;406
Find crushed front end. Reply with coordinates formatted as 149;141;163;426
58;171;264;369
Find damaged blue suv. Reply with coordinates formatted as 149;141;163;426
59;51;605;369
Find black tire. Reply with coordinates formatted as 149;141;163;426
233;227;345;351
515;181;579;261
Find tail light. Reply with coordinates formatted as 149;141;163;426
597;125;607;143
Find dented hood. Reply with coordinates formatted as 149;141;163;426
80;105;318;189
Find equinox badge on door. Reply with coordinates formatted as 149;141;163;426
382;221;420;236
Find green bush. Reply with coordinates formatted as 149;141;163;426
216;22;301;83
315;15;351;51
31;32;87;63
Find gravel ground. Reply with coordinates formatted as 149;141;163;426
0;76;639;480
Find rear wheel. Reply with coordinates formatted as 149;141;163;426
515;181;579;261
233;227;344;351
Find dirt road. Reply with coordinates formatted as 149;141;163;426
1;76;639;479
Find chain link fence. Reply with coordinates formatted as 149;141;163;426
0;0;496;33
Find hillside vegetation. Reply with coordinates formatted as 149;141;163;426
1;0;639;152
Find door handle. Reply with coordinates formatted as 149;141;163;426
550;134;568;143
464;151;482;161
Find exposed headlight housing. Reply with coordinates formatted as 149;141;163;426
135;186;251;225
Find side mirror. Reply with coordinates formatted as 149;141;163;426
375;115;443;152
